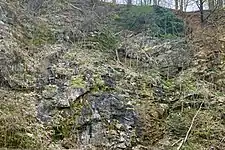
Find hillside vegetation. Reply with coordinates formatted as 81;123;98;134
0;0;225;149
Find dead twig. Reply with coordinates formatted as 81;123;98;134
172;138;182;147
66;1;84;15
177;102;203;150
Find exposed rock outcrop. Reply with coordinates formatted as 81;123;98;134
2;1;225;150
119;34;193;77
77;94;137;149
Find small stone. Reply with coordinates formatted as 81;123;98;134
115;123;123;129
110;130;117;135
68;88;86;102
157;103;169;118
125;124;132;130
117;142;127;149
119;136;126;142
37;102;52;122
92;110;101;120
120;131;126;137
57;98;70;108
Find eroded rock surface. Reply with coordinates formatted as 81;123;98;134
77;94;138;149
4;1;223;150
119;34;193;77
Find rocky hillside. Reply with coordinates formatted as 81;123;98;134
1;0;225;149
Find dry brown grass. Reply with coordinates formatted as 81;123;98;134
0;90;50;149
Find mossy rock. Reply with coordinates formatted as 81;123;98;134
55;66;75;78
42;84;58;99
92;74;108;92
51;100;84;146
8;72;36;90
70;75;86;89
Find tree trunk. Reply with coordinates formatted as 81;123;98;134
158;0;161;5
153;0;157;5
218;0;223;8
199;0;204;23
127;0;132;6
184;0;188;11
144;0;147;5
208;0;214;10
175;0;179;9
180;0;183;11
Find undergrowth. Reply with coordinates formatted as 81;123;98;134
0;90;49;149
111;5;184;37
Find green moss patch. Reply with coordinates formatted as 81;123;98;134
70;75;86;89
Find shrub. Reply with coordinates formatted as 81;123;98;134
112;5;184;37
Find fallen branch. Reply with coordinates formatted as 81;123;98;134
177;102;203;150
172;138;182;147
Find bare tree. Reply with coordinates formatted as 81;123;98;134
217;0;223;8
153;0;158;5
208;0;215;10
180;0;183;11
196;0;204;23
127;0;132;6
184;0;191;11
175;0;179;9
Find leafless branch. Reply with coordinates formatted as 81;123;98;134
177;102;203;150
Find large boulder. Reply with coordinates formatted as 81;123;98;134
119;33;193;77
77;94;138;149
149;39;192;76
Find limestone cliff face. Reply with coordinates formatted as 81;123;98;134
1;1;225;150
